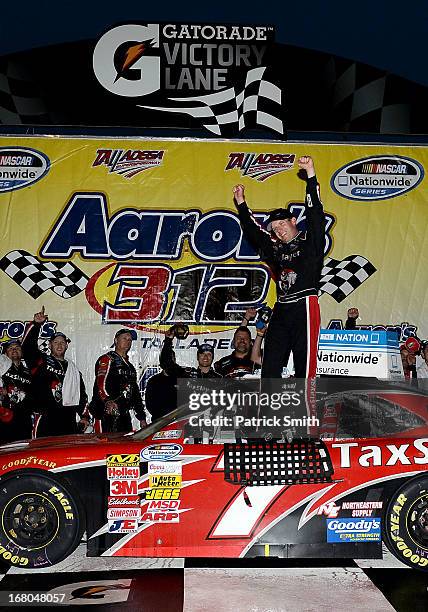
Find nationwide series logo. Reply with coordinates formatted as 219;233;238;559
92;149;165;179
92;22;284;136
331;155;424;201
225;152;295;181
0;147;50;193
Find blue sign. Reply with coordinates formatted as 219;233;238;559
327;518;381;543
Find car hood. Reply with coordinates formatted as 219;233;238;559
0;432;133;456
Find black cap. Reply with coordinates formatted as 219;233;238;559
197;343;215;357
114;328;133;340
266;208;295;231
49;332;70;343
2;339;21;352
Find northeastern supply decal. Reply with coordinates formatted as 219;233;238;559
92;22;284;136
327;518;381;543
331;155;424;201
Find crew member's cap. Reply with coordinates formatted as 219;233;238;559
2;339;21;352
266;208;295;231
49;331;70;343
197;343;215;357
403;336;421;354
114;328;133;340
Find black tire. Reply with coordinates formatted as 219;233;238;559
0;470;84;569
384;476;428;571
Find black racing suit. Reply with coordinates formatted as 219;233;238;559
22;322;88;437
90;351;145;433
0;361;33;442
236;175;325;378
214;352;259;378
160;338;222;380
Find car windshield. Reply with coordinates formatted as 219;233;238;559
132;378;428;442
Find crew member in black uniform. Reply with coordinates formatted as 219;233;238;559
0;340;33;442
90;329;146;433
233;155;325;378
22;307;89;437
214;326;259;378
160;325;222;379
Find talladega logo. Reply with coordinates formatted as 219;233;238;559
92;149;165;179
331;155;424;201
225;152;295;181
0;147;50;193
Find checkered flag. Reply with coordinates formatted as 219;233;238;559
0;250;88;299
139;66;284;136
0;59;51;124
319;255;376;303
323;57;411;133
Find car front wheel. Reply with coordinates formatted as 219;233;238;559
384;476;428;571
0;470;84;569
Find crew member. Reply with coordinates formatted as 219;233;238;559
22;307;89;437
160;325;222;379
0;340;33;442
233;155;325;378
90;329;146;433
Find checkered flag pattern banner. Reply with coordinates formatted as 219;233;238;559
0;250;88;299
319;255;376;303
0;59;50;125
139;66;284;136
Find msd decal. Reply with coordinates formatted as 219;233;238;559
92;149;165;179
225;152;295;181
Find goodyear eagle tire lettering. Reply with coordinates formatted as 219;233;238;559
0;470;84;569
384;477;428;571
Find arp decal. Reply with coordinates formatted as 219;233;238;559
0;147;50;193
331;155;424;201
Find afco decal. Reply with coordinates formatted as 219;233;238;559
331;155;424;201
0;147;50;193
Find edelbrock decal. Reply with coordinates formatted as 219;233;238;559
331;155;424;201
0;147;50;193
140;444;183;461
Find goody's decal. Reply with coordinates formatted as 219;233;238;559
92;149;165;179
140;444;183;461
326;518;381;542
331;155;424;201
225;152;295;181
0;147;50;193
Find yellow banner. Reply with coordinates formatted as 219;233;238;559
0;137;426;386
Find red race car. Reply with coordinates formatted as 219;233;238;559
0;379;428;571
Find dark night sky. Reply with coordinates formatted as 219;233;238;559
1;2;426;85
